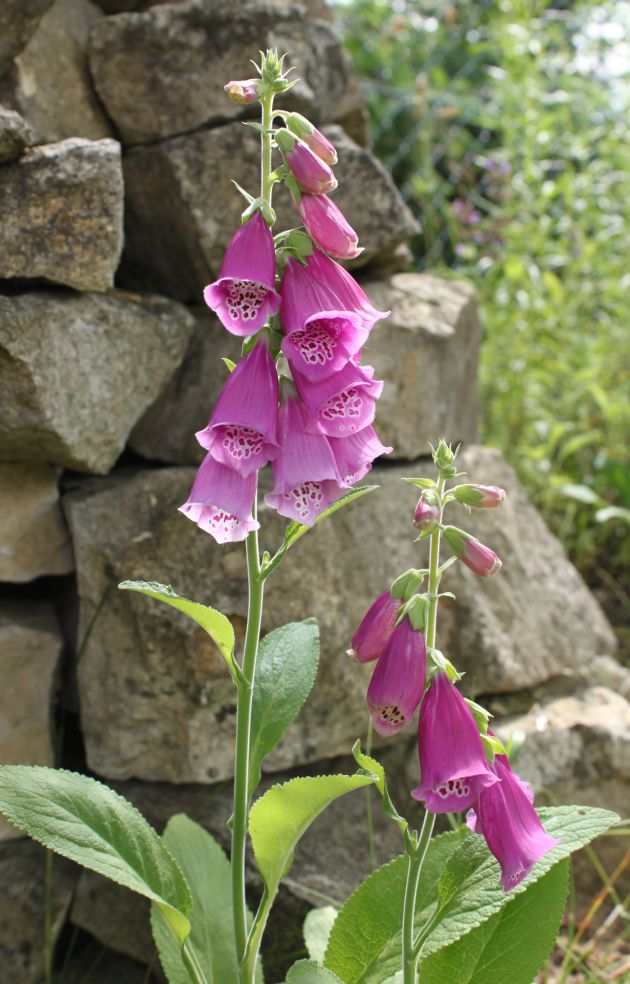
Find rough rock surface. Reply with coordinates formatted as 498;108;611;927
0;840;76;983
122;123;418;300
89;0;362;145
0;138;123;291
129;274;480;466
0;0;54;74
0;600;63;841
63;447;614;783
0;463;73;581
61;947;150;984
0;106;34;164
4;0;115;144
0;290;195;474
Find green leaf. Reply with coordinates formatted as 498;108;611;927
249;620;320;799
304;907;338;964
421;860;569;984
285;961;344;984
264;486;378;576
352;743;408;837
401;478;436;490
249;773;378;904
557;483;601;505
0;766;191;945
119;580;236;680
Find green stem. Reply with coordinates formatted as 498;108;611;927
43;849;53;984
183;938;210;984
401;474;446;983
365;717;377;869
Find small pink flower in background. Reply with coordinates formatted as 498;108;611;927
196;341;280;477
204;212;281;336
298;194;362;259
469;752;559;892
264;389;344;526
412;672;499;812
443;527;502;577
453;484;506;508
179;454;259;544
347;590;401;663
283;137;338;195
329;425;392;486
224;78;262;104
367;620;426;736
286;111;338;165
294;360;383;438
413;498;440;531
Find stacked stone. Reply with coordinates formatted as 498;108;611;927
0;2;626;981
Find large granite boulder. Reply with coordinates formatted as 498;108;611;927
122;123;418;300
0;0;54;75
0;138;123;291
88;0;362;145
2;0;115;144
0;106;34;164
0;290;195;473
0;464;73;581
63;447;614;784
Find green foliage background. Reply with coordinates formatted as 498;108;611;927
333;0;630;644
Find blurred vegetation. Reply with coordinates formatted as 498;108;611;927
334;0;630;644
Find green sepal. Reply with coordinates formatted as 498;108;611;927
397;593;429;632
275;128;298;153
431;439;460;478
427;648;461;682
285;111;316;138
284;169;302;204
231;179;255;205
390;568;426;601
222;357;237;373
452;484;486;507
480;732;506;764
464;698;493;733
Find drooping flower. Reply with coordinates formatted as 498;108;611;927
306;249;389;331
367;619;426;736
277;130;337;195
469;752;559;892
204;211;281;336
294;361;383;438
347;590;401;663
412;672;499;812
329;425;392;486
442;527;502;577
280;257;368;382
298;194;362;259
195;340;280;477
264;388;343;525
285;112;338;165
179;453;259;544
224;78;262;105
413;498;440;531
452;484;506;508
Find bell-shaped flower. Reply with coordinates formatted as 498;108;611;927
412;672;499;812
470;752;560;892
307;249;389;332
367;620;426;736
329;425;392;486
179;453;259;544
443;527;502;577
286;112;338;165
204;211;281;336
277;130;337;194
298;194;362;259
264;389;344;526
413;498;440;531
280;256;369;382
452;484;506;508
348;590;401;663
294;360;383;438
196;340;280;477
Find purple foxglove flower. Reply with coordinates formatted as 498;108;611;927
453;484;506;508
471;753;559;892
204;212;281;336
286;112;338;165
294;361;383;438
224;78;262;105
307;249;389;332
412;672;499;812
195;341;280;477
413;498;440;531
329;426;392;486
179;453;259;544
284;138;338;195
443;527;502;577
298;194;362;259
264;390;343;526
280;257;368;382
367;620;426;736
348;590;400;663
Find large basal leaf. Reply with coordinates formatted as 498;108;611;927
324;831;466;984
304;907;338;965
285;960;344;983
421;859;569;984
119;580;236;679
0;766;191;944
249;772;378;904
249;620;320;798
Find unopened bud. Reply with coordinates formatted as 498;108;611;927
224;78;262;105
432;439;458;477
413;498;440;531
443;526;502;578
348;590;400;663
286;112;338;165
453;484;506;508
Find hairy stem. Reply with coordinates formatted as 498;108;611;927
366;717;377;869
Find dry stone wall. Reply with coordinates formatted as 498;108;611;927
0;0;624;980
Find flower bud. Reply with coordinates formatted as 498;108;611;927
453;484;506;508
285;112;338;165
277;129;337;195
413;498;440;531
224;78;262;105
297;194;362;259
443;527;502;577
348;590;400;663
